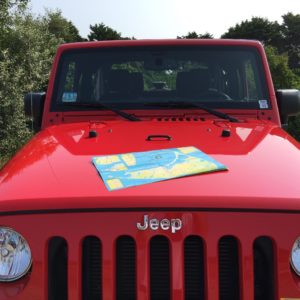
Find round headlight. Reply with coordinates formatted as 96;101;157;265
291;237;300;276
0;227;32;282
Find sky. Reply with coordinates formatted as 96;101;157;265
29;0;300;39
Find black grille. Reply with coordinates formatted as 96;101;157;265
48;237;68;300
82;236;102;300
116;236;136;300
254;236;275;300
219;236;240;300
184;236;205;300
150;236;170;300
47;234;276;299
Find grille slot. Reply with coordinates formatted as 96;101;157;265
150;236;171;300
219;236;240;300
116;236;136;300
82;236;102;300
254;236;275;300
184;235;205;300
48;237;68;300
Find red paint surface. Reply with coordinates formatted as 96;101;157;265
0;120;299;212
0;212;299;299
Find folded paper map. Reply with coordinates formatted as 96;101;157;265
92;146;227;191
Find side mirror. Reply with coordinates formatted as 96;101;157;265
276;89;300;126
24;92;46;131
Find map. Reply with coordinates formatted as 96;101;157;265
92;146;227;191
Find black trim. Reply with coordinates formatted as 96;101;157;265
254;237;275;300
150;235;170;300
0;207;299;217
82;236;102;300
116;236;136;300
219;236;240;300
48;237;68;300
146;134;172;141
184;236;205;300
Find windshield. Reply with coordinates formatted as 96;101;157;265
51;46;270;111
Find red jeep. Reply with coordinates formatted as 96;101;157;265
0;39;300;299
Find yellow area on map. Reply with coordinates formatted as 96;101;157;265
106;179;123;190
95;155;119;165
110;163;128;171
128;157;218;180
178;146;197;154
121;154;136;166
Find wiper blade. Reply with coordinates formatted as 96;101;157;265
144;101;239;122
58;102;140;121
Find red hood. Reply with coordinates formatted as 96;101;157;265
0;119;300;212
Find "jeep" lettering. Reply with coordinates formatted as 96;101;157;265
137;215;182;233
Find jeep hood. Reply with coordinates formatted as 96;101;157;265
0;120;300;212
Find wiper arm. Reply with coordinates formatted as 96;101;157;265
144;101;239;122
59;102;140;122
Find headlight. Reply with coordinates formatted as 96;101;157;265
291;237;300;276
0;227;32;282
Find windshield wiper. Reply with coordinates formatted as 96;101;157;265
144;101;239;122
58;102;140;121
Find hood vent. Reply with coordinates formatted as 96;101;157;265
155;117;204;122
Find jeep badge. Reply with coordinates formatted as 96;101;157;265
137;215;182;233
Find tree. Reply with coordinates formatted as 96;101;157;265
0;0;28;46
281;13;300;71
265;46;300;89
0;5;63;165
177;31;213;39
0;0;28;23
222;14;300;72
288;116;300;140
45;10;83;43
222;17;283;49
88;23;122;41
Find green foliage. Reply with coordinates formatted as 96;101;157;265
44;9;83;43
88;22;133;41
0;0;28;23
0;50;31;158
288;116;300;139
88;23;122;41
222;17;283;48
222;14;300;72
282;13;300;45
0;12;58;161
177;31;213;39
0;0;28;47
0;3;83;166
281;13;300;72
265;46;300;89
